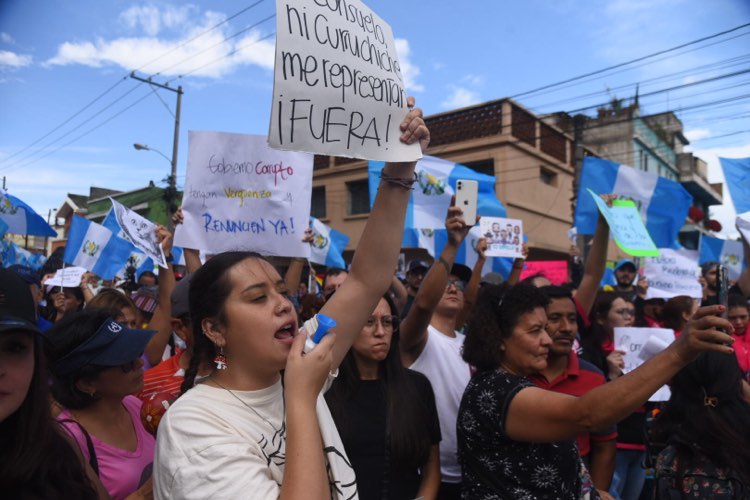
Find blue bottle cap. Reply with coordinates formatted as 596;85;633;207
312;313;336;343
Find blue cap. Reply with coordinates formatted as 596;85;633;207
47;318;155;376
312;313;336;343
614;259;637;271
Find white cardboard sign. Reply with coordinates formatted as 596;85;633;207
268;0;421;162
175;131;313;257
44;266;87;288
644;248;703;299
479;217;523;258
614;327;674;401
110;198;167;268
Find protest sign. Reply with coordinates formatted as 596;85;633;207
175;131;313;257
44;266;87;288
644;248;702;299
268;0;420;162
589;190;659;257
109;198;167;268
614;327;674;401
480;217;523;258
520;261;569;285
738;211;750;244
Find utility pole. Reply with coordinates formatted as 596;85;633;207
129;71;183;219
571;114;591;263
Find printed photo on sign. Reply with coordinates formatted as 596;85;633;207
174;131;313;257
110;198;167;267
268;0;421;162
480;216;523;258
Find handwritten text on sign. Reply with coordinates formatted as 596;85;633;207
174;131;313;257
644;248;702;299
589;190;659;257
268;0;421;162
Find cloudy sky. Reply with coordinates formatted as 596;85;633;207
1;0;749;236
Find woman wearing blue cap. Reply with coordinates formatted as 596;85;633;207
45;308;157;500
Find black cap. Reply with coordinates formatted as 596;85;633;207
7;265;40;286
450;263;473;283
0;268;40;335
170;273;193;318
407;260;430;274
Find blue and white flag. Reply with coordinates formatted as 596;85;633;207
699;234;745;281
0;192;57;237
575;157;692;249
0;240;46;270
719;157;750;214
402;226;515;279
368;155;506;229
63;215;133;280
309;217;349;269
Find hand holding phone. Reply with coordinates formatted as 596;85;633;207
455;179;478;226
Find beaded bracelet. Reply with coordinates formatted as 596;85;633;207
380;171;417;190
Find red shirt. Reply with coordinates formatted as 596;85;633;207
530;351;617;456
137;351;184;402
733;323;750;374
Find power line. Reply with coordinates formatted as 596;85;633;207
511;22;750;100
1;2;267;168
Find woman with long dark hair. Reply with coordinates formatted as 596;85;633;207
153;102;429;499
0;268;105;499
325;294;441;499
651;351;750;497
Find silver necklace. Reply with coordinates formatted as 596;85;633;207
209;377;285;435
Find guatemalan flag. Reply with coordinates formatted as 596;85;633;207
102;208;184;278
575;157;693;249
719;157;750;214
0;192;57;237
699;234;746;281
64;215;133;280
309;217;349;269
367;155;506;229
368;155;512;276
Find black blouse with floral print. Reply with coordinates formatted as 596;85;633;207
457;369;595;500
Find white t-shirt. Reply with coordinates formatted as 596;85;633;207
409;324;471;484
154;374;357;499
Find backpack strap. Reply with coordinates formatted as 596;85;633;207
58;419;99;476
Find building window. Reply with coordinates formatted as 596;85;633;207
311;186;326;219
346;179;370;215
463;159;495;177
539;166;558;186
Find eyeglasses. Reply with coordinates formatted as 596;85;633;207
446;279;466;291
614;308;636;318
363;315;398;331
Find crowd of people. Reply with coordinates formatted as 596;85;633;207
2;103;750;500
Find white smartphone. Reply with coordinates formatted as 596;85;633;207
455;179;478;225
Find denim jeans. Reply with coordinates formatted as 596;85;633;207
609;449;647;500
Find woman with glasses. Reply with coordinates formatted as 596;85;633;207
325;294;441;500
44;308;157;500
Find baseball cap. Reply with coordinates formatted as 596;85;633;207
0;268;40;335
451;263;473;284
132;285;159;314
614;259;637;272
407;260;430;274
46;318;155;376
480;272;504;286
170;273;194;318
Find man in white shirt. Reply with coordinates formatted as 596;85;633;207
399;204;474;500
